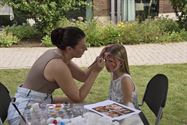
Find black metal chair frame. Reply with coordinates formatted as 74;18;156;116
0;82;26;124
139;74;168;125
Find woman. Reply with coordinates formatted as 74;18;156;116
8;26;105;125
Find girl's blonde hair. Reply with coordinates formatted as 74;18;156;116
105;44;130;74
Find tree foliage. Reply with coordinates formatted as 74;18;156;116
3;0;86;34
170;0;187;30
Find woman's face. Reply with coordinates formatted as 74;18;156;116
104;53;121;72
72;38;87;58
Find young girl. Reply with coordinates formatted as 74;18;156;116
103;44;138;108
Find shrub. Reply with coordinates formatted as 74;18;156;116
159;32;183;42
118;22;145;44
85;21;103;46
5;25;40;40
57;18;87;31
140;20;163;43
0;30;19;47
4;0;87;34
101;24;121;45
179;29;187;41
170;0;187;30
118;19;186;44
39;18;187;47
153;17;181;33
41;35;53;47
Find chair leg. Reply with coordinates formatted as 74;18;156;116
11;103;27;124
139;112;149;125
155;107;163;125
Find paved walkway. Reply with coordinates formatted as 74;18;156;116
0;42;187;69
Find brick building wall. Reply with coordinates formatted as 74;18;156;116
93;0;110;16
92;0;174;16
159;0;174;13
92;0;175;21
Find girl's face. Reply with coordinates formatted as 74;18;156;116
104;53;122;72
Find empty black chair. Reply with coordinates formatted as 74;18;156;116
0;82;11;123
139;74;168;125
0;82;26;124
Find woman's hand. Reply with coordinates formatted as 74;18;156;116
94;57;105;72
99;44;113;58
89;44;112;68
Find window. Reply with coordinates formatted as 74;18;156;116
135;0;159;20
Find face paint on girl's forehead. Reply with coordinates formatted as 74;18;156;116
105;52;125;62
104;53;113;60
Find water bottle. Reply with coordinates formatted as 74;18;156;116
30;103;47;125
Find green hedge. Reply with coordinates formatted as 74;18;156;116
5;24;41;40
2;17;185;47
42;18;187;47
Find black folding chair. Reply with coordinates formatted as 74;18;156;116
0;82;11;123
0;82;26;124
139;74;168;125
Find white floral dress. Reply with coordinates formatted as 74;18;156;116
108;73;138;108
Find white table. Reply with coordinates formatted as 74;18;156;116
67;112;144;125
22;103;144;125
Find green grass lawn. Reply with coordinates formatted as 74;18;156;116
0;64;187;125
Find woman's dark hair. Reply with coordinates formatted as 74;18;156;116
51;26;85;50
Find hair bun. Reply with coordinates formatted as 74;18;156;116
51;28;65;47
51;26;85;50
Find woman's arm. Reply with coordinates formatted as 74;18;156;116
68;45;112;82
50;58;104;103
67;61;90;82
68;56;105;82
53;97;72;104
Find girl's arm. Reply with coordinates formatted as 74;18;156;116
121;77;134;105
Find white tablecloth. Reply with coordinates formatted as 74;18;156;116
67;112;143;125
21;103;144;125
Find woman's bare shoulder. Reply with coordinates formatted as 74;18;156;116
48;58;69;72
44;58;70;81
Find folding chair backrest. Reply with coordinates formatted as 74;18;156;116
142;74;168;117
0;82;11;123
